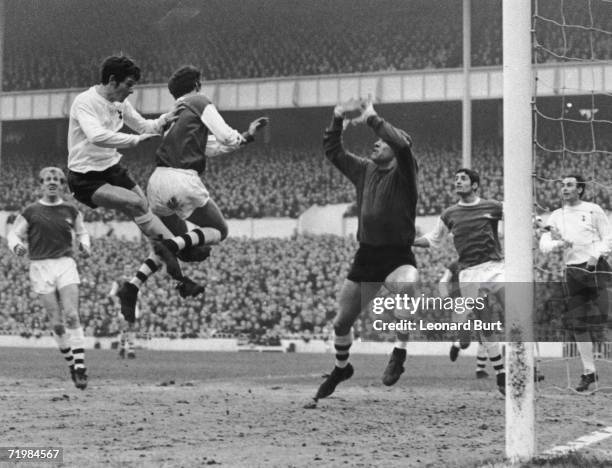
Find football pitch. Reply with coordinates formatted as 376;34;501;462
1;348;611;467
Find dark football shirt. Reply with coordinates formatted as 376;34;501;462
156;94;212;174
22;201;79;260
440;199;503;271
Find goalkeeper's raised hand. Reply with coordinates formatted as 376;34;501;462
359;95;377;121
333;98;362;118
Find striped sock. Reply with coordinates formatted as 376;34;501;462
476;342;487;372
119;332;127;351
129;255;161;289
53;332;74;368
334;332;353;368
61;347;74;367
484;341;504;375
164;228;211;253
127;332;135;352
69;326;86;370
476;356;487;373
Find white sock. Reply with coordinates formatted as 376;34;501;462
53;330;70;349
576;341;596;374
484;341;504;374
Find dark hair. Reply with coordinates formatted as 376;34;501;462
455;168;480;188
168;66;201;99
563;174;586;198
100;55;141;85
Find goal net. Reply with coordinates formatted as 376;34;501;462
532;0;612;396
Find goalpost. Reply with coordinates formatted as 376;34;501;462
503;0;536;462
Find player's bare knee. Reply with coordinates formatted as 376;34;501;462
64;312;80;329
385;267;418;295
390;281;416;295
127;198;149;218
53;324;66;336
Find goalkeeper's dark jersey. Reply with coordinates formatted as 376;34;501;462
324;115;418;247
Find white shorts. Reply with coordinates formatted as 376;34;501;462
30;257;80;295
459;260;505;299
147;167;210;220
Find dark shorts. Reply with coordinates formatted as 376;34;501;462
347;244;417;283
68;164;136;208
563;258;610;335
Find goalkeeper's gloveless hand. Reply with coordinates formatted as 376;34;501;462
360;95;377;120
334;98;362;118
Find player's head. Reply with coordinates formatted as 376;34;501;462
561;174;585;203
455;168;480;195
39;166;66;198
370;130;411;166
168;66;202;99
100;55;141;102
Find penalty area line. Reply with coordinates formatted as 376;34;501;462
542;426;612;457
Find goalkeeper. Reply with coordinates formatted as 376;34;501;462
306;97;420;408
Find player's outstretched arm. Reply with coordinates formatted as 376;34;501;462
74;99;147;149
71;98;159;148
242;116;269;143
361;97;417;186
200;103;246;148
7;214;28;256
122;99;177;136
415;217;448;249
323;99;368;184
205;117;269;158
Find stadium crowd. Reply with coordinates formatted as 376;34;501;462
2;135;612;221
3;0;611;91
0;231;567;342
